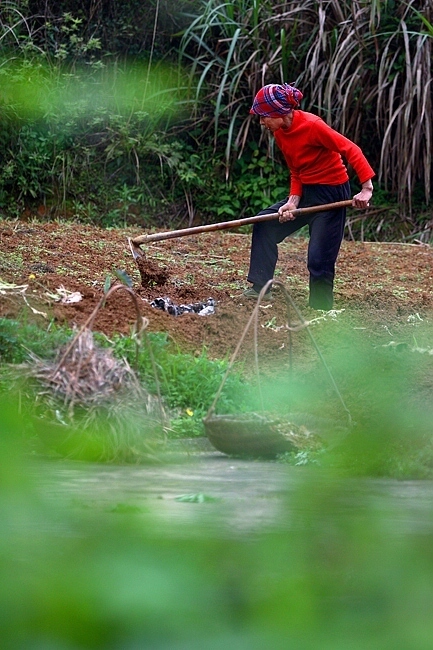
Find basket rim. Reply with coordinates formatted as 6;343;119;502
204;412;278;423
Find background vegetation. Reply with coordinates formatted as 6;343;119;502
0;0;432;240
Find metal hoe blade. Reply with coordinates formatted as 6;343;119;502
128;237;145;261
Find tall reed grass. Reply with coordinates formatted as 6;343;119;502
1;2;431;229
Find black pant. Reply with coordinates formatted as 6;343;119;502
247;182;350;310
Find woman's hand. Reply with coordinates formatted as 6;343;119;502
278;195;301;222
352;181;373;208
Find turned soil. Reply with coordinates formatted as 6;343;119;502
1;218;432;364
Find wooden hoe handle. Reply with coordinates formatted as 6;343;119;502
131;199;354;246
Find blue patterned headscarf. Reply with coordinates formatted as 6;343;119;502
250;83;303;117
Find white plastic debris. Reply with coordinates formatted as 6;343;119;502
150;297;216;316
0;279;28;294
407;313;423;323
198;304;215;316
46;286;83;304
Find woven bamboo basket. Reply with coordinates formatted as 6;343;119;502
203;281;352;459
204;413;296;458
204;411;335;459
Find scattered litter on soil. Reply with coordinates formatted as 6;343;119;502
150;297;216;316
45;286;83;304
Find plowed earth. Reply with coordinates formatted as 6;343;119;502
1;218;432;365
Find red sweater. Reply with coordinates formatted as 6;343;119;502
273;110;375;197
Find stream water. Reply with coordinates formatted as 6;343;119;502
30;443;433;538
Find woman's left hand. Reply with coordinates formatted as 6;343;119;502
352;182;373;208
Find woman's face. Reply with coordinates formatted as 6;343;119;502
259;113;292;133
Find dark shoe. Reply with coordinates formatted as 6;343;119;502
242;287;273;301
308;300;333;311
309;281;334;311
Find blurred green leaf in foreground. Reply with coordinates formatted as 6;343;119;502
2;385;433;649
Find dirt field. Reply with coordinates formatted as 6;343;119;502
1;218;432;362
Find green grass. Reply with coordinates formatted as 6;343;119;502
105;330;253;438
0;319;253;450
5;295;433;646
0;252;24;271
2;313;433;477
0;317;72;364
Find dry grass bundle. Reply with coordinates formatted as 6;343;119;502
27;327;167;463
32;327;144;412
20;284;168;463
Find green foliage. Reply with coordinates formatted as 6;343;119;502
23;0;191;59
278;449;325;466
180;0;433;217
231;143;289;214
326;336;433;478
0;321;168;462
0;320;251;448
258;314;433;479
0;51;188;219
108;330;251;420
163;138;289;222
169;412;206;438
2;309;433;474
0;317;71;363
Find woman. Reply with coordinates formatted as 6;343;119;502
244;83;374;310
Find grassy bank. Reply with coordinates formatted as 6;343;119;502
1;310;433;477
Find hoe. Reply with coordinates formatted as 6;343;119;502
128;199;354;264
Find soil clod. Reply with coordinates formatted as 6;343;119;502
135;256;170;287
